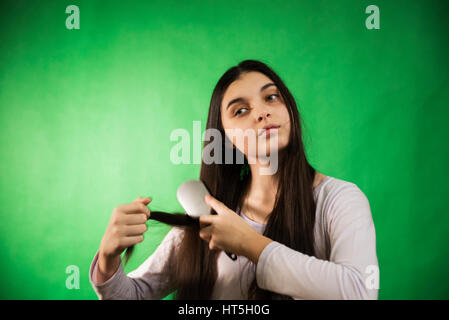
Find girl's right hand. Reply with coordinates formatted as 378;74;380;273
99;197;151;259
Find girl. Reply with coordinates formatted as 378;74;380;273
89;60;379;300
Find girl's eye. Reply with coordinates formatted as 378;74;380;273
266;94;279;101
233;94;280;117
234;107;248;117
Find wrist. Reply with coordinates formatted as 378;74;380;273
242;232;273;264
98;251;120;276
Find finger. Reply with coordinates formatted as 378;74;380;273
121;235;144;247
135;197;152;205
134;197;152;213
199;214;218;225
124;224;147;237
122;213;148;225
204;195;230;215
199;225;213;238
199;219;212;229
199;231;211;242
119;202;151;216
135;197;152;218
209;239;218;251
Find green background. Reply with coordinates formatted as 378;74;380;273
0;0;448;300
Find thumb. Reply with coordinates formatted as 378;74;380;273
135;196;152;205
204;194;229;215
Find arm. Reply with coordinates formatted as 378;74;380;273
96;252;121;284
248;184;379;300
89;226;183;300
242;233;273;265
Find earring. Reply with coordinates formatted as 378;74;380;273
240;163;250;181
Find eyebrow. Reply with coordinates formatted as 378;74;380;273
226;83;277;110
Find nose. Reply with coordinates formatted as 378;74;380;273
257;110;271;122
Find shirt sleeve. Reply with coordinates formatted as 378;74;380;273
255;183;379;300
88;226;183;300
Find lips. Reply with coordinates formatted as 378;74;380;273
259;125;280;136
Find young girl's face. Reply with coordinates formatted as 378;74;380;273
221;71;291;160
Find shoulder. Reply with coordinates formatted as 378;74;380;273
320;176;369;205
318;176;372;223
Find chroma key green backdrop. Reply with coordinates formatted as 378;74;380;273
0;0;448;299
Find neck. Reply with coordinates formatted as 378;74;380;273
241;157;281;224
246;148;287;198
248;162;279;201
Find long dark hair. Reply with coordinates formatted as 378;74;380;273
125;59;322;299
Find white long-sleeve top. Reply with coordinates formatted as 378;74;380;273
88;175;379;299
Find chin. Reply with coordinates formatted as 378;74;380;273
264;145;286;157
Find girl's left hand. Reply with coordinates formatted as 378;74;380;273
199;194;259;257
